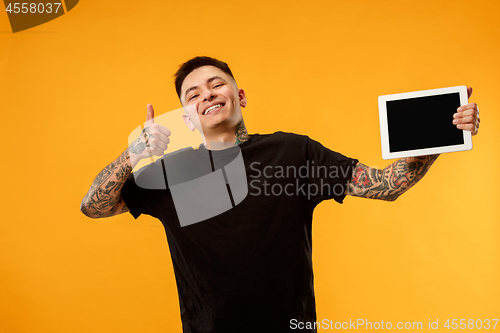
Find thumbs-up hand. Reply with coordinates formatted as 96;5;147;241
129;104;171;160
146;103;155;125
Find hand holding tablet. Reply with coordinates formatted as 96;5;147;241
453;87;479;135
378;86;480;160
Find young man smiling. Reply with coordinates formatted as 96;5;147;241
179;63;249;149
81;56;480;332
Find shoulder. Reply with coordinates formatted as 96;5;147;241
249;132;348;156
240;132;311;162
250;131;310;145
248;132;338;157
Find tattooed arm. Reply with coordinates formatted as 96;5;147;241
80;104;171;218
80;141;156;218
346;155;440;201
80;150;133;218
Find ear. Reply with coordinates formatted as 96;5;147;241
182;114;196;131
238;89;247;107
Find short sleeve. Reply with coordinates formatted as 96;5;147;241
120;173;146;219
306;137;358;204
120;147;203;222
120;161;167;219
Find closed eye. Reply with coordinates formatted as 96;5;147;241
189;94;199;101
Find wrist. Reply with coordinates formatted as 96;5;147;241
129;153;141;169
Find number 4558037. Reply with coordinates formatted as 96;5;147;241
444;319;498;329
6;3;62;14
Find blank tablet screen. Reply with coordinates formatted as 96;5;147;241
386;92;464;153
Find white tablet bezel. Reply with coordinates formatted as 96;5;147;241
378;85;472;160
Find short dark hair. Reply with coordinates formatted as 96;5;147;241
174;56;236;100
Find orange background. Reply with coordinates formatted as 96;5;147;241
1;1;499;332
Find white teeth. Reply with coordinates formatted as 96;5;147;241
204;104;222;115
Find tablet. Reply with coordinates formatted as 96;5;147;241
378;86;472;160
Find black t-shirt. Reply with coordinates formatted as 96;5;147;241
121;132;358;333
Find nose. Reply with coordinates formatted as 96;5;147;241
202;88;216;102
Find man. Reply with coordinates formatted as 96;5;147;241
80;56;480;332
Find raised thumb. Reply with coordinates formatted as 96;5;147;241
146;104;155;124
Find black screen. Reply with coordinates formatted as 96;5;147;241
386;93;464;153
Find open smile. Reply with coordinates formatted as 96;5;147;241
203;103;224;115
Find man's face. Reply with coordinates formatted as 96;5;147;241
180;66;246;133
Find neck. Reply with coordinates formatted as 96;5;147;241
203;120;249;150
234;120;249;145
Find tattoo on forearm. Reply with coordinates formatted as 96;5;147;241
81;149;132;217
348;154;439;201
129;127;154;154
234;120;249;145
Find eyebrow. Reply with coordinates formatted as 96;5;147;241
184;76;227;100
